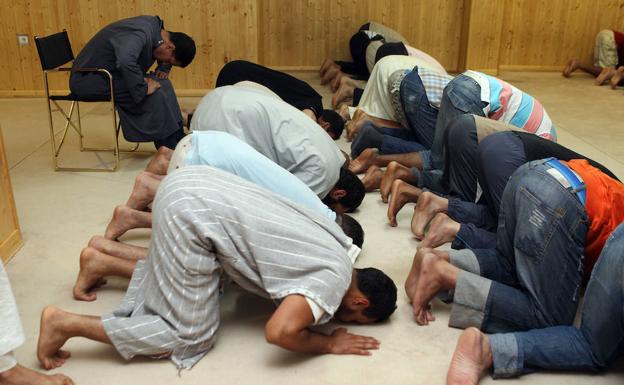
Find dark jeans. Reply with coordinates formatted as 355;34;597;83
448;161;589;334
353;88;364;106
445;115;479;201
414;74;485;192
489;223;624;378
400;67;438;150
350;122;426;158
448;131;527;249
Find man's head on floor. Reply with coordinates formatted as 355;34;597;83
155;30;196;67
334;268;398;324
323;168;365;213
318;109;345;140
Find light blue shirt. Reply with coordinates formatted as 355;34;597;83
185;131;336;221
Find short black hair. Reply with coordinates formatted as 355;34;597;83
336;213;364;248
320;109;345;139
355;267;397;322
169;31;196;67
338;168;365;212
374;42;409;64
326;168;364;213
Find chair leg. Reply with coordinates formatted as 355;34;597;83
43;71;60;170
77;101;85;151
53;100;76;157
111;100;119;171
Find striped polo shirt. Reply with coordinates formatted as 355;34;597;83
463;70;557;141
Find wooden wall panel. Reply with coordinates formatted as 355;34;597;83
258;0;329;68
259;0;464;72
461;0;506;74
0;0;258;93
1;0;624;94
499;0;624;70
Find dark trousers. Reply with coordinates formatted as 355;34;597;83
350;122;426;158
400;67;438;149
335;28;383;80
448;131;527;249
215;60;323;116
415;74;486;193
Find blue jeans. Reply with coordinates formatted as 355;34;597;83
447;161;589;333
414;74;485;191
447;199;497;250
400;67;438;149
350;122;426;158
447;131;527;250
489;222;624;378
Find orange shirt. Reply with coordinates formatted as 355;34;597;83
566;159;624;275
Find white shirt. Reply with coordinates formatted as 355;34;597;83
190;86;345;198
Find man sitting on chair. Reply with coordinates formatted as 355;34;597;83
69;15;196;150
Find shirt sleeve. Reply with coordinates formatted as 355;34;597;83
109;32;149;104
304;296;327;325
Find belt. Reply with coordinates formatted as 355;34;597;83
544;158;586;206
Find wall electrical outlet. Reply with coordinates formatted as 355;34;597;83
17;34;29;45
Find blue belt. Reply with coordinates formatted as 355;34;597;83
545;158;586;206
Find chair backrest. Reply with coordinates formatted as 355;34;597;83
34;30;74;70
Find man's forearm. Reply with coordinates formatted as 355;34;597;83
266;327;332;354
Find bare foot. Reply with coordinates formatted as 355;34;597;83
348;148;378;174
411;252;451;325
380;161;417;203
404;248;431;303
610;66;624;89
346;115;368;141
411;192;448;239
330;71;343;92
419;213;461;249
362;165;383;192
596;67;616;85
562;59;580;77
144;147;173;175
0;364;74;385
387;180;422;227
332;77;355;109
319;58;335;76
105;205;128;240
73;247;108;301
37;307;72;370
337;103;351;121
104;205;152;240
321;64;340;85
126;171;163;210
447;328;493;385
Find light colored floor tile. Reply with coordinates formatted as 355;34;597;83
1;71;623;384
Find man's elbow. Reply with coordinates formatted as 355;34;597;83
265;323;285;346
264;322;297;348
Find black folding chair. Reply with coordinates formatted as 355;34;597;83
35;30;123;171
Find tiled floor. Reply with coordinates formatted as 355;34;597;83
1;71;623;385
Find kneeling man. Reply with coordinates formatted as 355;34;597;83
38;166;397;370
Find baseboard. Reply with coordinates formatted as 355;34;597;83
0;229;23;264
269;66;319;72
471;68;499;75
498;65;563;72
176;89;212;97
